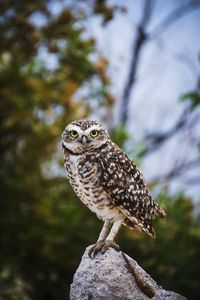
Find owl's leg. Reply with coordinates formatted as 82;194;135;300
88;221;111;258
97;220;112;242
100;219;122;254
106;219;122;241
88;220;122;258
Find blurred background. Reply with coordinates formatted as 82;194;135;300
1;0;200;299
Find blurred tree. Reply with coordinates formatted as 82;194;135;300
0;1;113;299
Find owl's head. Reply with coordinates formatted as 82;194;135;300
62;120;109;154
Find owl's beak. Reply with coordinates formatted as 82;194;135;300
80;135;87;145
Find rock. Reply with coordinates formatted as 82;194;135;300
70;245;187;300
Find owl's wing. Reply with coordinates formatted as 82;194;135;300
98;143;166;237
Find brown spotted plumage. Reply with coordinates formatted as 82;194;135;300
62;120;166;257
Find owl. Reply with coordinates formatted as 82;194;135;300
62;120;166;258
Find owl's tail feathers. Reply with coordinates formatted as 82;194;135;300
123;218;156;238
123;218;142;233
143;226;156;238
154;203;166;218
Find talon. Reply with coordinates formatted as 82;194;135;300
101;240;120;254
88;240;120;258
88;240;104;259
88;245;95;259
93;243;103;257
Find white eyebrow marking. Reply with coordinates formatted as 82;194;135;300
85;124;102;134
65;125;83;134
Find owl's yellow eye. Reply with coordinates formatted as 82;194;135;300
70;130;78;139
90;130;99;138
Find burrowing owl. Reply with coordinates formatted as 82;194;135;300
62;120;166;257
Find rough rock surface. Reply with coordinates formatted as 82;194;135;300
70;246;187;300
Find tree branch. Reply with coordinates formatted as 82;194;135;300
144;108;189;153
120;0;154;124
150;1;200;39
151;158;200;182
119;0;200;125
184;176;200;185
143;72;200;155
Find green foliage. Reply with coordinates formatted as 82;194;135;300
180;57;200;109
0;268;31;300
93;0;126;25
180;91;200;109
133;142;149;162
111;124;129;148
0;1;112;299
119;193;200;300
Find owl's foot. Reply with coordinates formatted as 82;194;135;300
88;240;120;259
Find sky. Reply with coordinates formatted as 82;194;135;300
84;0;200;200
36;0;200;200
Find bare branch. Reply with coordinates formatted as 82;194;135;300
144;108;189;153
119;0;155;124
143;71;200;155
150;1;200;39
151;158;200;182
119;0;200;126
184;176;200;185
